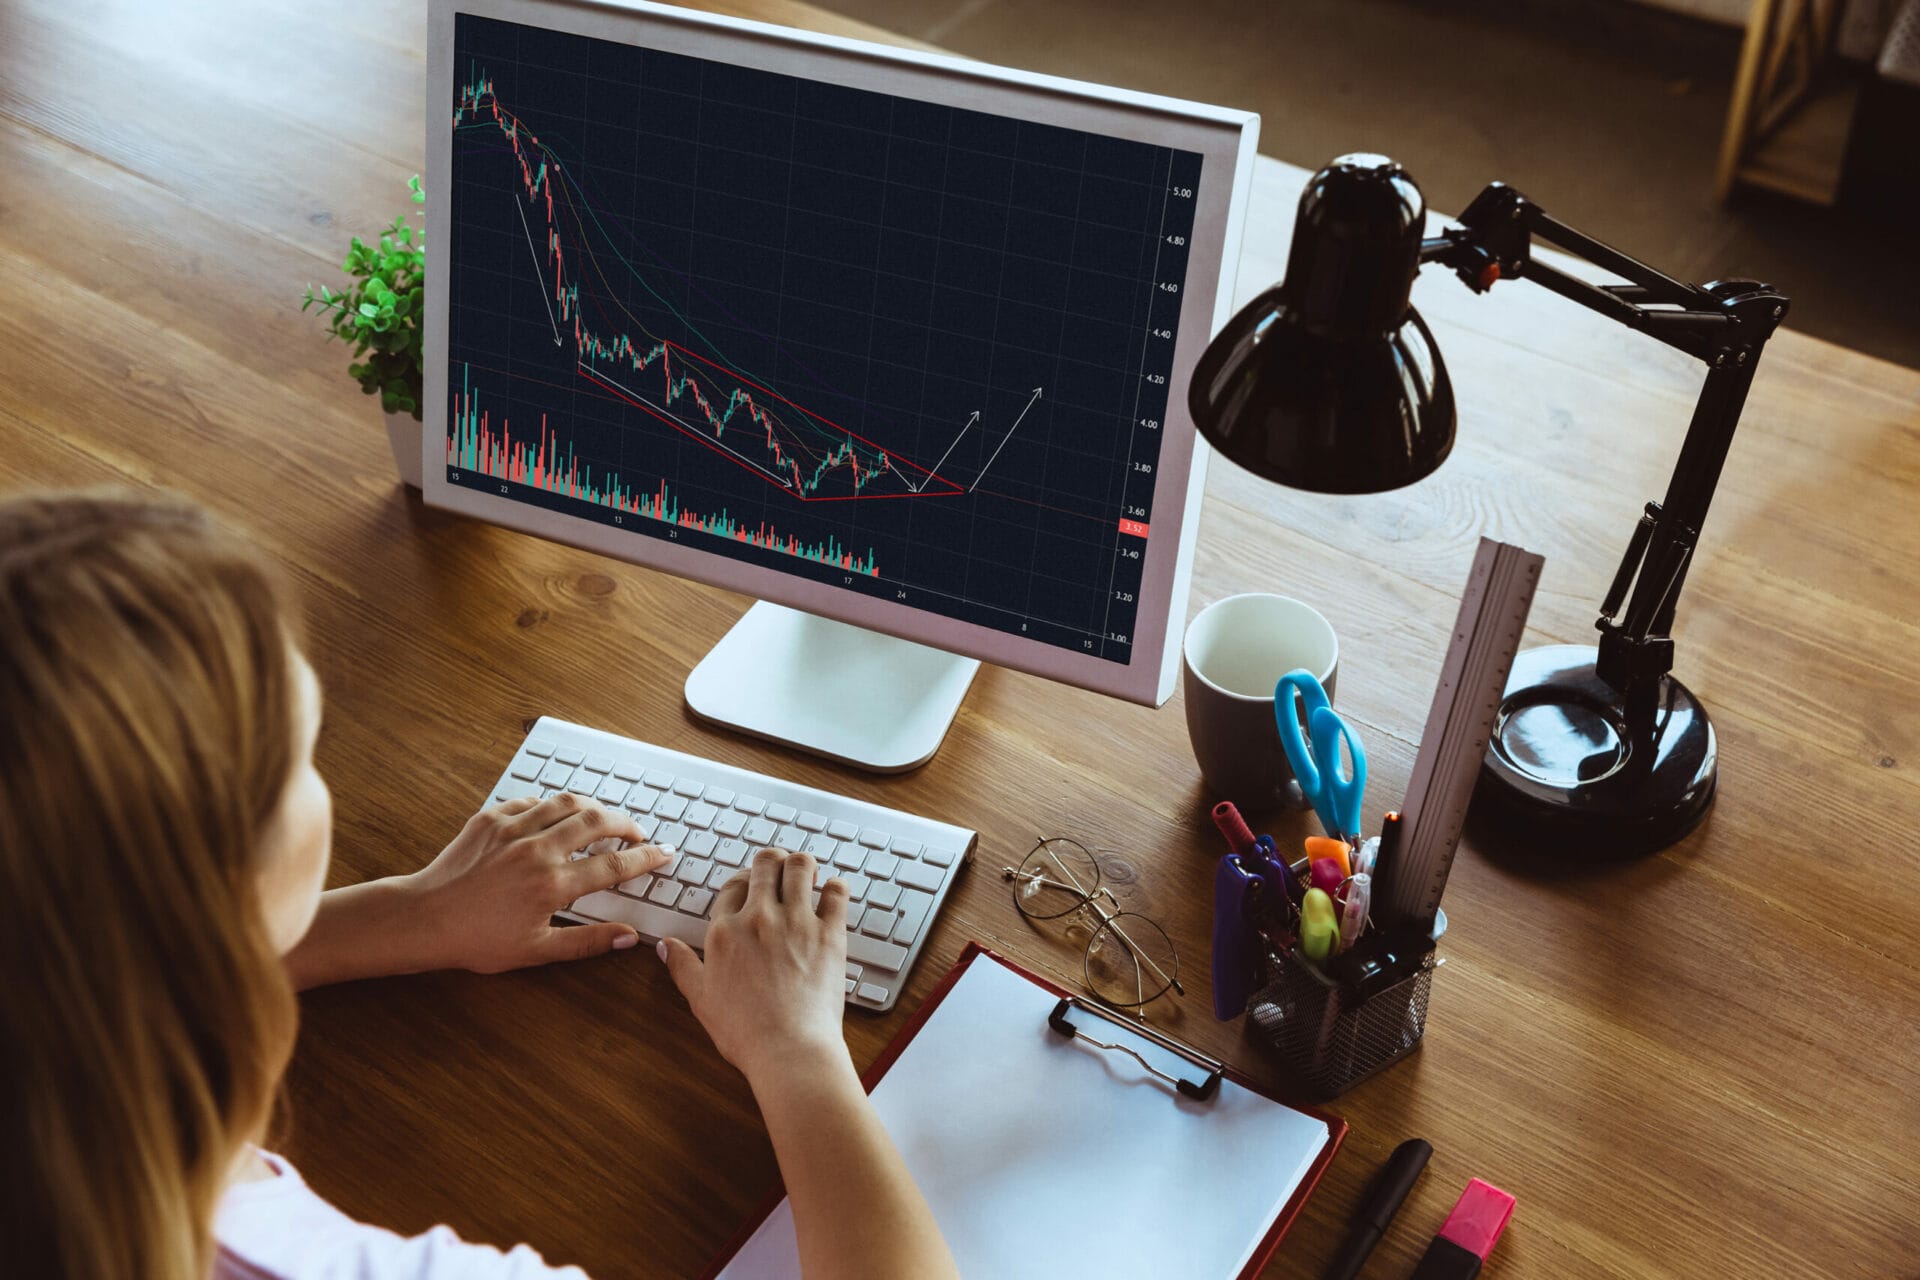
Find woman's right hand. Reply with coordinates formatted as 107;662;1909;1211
656;846;852;1083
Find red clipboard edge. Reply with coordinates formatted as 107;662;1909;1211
696;941;1347;1280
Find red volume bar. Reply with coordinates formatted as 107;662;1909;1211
1408;1179;1515;1280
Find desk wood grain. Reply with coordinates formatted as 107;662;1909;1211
3;1;1916;1276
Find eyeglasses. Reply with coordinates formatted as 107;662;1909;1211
1001;836;1183;1013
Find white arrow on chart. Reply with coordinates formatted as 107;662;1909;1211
906;410;979;492
969;387;1043;493
515;195;565;346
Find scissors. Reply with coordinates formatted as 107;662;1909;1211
1274;668;1367;843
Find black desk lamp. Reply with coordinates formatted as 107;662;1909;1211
1190;155;1788;857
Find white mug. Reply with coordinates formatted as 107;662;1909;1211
1182;593;1339;812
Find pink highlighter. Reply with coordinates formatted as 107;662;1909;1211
1408;1179;1515;1279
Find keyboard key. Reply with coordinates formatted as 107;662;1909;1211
655;823;690;850
654;794;689;822
647;880;682;909
682;830;718;859
856;982;888;1004
643;770;674;790
713;810;746;839
493;778;541;803
826;819;860;842
568;891;708;949
677;857;713;886
803;833;837;861
672;778;704;798
611;760;643;781
832;845;867;872
860;906;895;937
651;843;681;878
846;977;858;996
714;838;749;867
707;864;739;890
678;888;713;916
684;802;719;830
774;824;807;850
892;889;935;945
508;755;543;782
843;875;869;903
889;838;923;858
595;779;630;806
555;747;586;766
846;933;908;972
743;817;778;845
846;914;860;932
846;962;863;981
624;789;656;815
857;828;890;849
565;776;599;796
766;802;798;823
704;786;735;808
525;738;556;758
897;861;945;893
863;852;900;881
617;873;653;898
815;863;835;889
923;846;959;868
735;795;767;816
796;811;829;832
538;762;574;789
868;881;902;912
585;754;615;774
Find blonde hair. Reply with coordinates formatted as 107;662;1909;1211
0;490;303;1279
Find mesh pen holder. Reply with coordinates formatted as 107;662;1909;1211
1245;942;1437;1100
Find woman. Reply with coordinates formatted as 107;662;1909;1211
0;489;957;1280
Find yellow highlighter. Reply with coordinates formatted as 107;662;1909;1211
1299;887;1340;961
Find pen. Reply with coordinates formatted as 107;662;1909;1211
1373;811;1403;910
1321;1138;1432;1280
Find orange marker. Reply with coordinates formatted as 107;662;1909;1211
1305;835;1351;878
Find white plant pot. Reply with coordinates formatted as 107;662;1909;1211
383;409;425;490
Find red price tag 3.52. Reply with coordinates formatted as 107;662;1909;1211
1118;517;1150;538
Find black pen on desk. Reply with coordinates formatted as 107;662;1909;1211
1321;1137;1431;1280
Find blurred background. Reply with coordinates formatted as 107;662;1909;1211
813;0;1920;369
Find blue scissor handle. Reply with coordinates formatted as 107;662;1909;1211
1275;668;1367;838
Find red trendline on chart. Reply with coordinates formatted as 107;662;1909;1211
446;366;881;577
454;69;966;506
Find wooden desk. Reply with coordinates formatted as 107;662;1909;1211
4;1;1916;1275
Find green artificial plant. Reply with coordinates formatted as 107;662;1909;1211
303;175;427;420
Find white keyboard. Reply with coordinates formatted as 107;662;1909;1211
486;717;976;1011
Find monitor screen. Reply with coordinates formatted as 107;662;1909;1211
427;1;1255;703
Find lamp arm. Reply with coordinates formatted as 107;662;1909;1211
1415;182;1789;694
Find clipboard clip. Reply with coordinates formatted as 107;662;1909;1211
1047;996;1224;1102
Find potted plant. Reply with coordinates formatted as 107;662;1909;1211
302;175;427;487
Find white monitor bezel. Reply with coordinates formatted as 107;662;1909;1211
423;0;1259;706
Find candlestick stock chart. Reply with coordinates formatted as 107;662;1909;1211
448;15;1201;658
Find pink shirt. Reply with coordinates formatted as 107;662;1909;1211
216;1151;589;1280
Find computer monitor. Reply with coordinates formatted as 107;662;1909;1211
423;0;1259;770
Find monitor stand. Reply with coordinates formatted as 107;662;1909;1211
684;601;980;773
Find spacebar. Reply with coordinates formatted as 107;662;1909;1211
574;891;908;972
571;891;710;947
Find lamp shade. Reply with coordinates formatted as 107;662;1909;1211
1188;155;1456;493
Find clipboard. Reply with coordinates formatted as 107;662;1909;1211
701;943;1346;1279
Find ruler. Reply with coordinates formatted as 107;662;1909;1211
1378;537;1545;926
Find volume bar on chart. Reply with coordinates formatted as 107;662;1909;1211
449;369;879;576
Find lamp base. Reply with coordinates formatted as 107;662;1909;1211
1474;645;1716;859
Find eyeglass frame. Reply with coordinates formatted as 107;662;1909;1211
1000;835;1185;1010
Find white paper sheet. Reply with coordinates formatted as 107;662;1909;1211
716;953;1331;1279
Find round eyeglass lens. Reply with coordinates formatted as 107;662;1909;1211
1012;837;1102;920
1084;911;1179;1009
